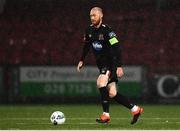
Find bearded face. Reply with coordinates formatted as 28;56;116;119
90;9;103;27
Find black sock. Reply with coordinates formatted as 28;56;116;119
99;86;109;113
113;92;134;109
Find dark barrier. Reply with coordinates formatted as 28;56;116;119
147;74;180;103
0;67;4;103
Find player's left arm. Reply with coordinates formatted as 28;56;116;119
108;30;124;78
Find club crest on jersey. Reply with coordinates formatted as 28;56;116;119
98;34;104;40
109;32;116;38
92;41;102;51
89;34;92;38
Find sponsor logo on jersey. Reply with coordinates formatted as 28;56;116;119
109;32;116;38
92;41;102;51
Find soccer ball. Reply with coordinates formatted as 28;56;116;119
50;111;66;125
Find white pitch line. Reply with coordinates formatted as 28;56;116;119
148;121;180;124
1;117;180;120
16;122;52;125
16;122;98;125
79;122;97;125
67;117;180;120
15;121;180;125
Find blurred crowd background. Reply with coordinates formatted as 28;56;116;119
0;0;179;104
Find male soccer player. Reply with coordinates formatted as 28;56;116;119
77;7;143;125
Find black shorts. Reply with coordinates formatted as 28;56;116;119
99;67;118;84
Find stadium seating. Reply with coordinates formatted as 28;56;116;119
0;0;179;72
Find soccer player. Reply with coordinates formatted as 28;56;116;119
77;7;143;125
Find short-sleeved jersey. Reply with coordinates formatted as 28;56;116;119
81;24;122;69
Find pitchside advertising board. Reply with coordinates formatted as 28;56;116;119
20;66;144;97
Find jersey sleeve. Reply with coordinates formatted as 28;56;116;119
80;29;91;61
106;27;122;67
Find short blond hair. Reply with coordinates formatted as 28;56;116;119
90;7;103;16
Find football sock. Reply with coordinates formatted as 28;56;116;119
99;86;109;113
113;92;134;109
103;112;110;117
131;105;138;112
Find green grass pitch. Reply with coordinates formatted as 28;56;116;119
0;104;180;130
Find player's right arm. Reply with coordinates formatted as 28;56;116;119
77;29;91;72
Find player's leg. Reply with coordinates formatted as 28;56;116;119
108;82;134;109
107;80;143;124
96;68;110;124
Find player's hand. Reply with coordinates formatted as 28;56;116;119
77;61;84;72
116;67;124;78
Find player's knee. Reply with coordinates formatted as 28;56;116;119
109;90;117;98
97;76;108;88
97;81;107;88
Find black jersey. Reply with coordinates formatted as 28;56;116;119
80;24;122;69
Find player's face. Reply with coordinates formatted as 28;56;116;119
90;10;102;26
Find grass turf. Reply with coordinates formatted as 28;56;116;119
0;104;180;130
